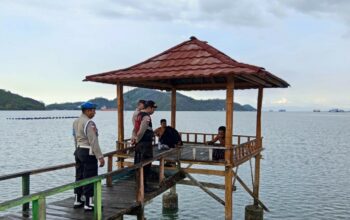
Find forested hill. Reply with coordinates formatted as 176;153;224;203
46;88;256;111
0;89;45;110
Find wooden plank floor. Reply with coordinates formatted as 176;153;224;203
0;170;184;220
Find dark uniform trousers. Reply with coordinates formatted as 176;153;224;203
134;141;153;186
74;148;98;197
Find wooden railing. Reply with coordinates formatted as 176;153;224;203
115;133;262;166
0;150;117;217
0;148;179;219
177;132;262;165
179;132;256;146
233;138;263;165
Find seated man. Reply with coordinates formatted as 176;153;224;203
154;119;182;150
206;126;226;160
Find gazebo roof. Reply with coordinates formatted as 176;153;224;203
85;36;289;90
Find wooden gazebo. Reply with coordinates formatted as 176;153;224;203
85;36;289;220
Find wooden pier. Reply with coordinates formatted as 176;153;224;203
1;36;289;219
0;136;266;220
0;148;185;220
1;168;184;220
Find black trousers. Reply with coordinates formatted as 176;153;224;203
134;141;153;186
74;148;98;197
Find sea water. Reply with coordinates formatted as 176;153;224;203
0;111;349;220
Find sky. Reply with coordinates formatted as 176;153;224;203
0;0;349;111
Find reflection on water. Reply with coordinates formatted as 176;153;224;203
0;111;349;219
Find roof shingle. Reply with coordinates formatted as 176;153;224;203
85;36;289;90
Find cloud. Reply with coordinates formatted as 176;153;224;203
3;0;350;28
92;0;350;28
279;0;350;25
90;0;276;27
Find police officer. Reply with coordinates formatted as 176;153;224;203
132;100;157;193
73;102;105;211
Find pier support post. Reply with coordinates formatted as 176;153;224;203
22;174;30;217
163;87;179;213
162;190;178;213
137;206;145;220
254;88;263;205
244;87;264;220
245;205;263;220
225;76;234;220
116;83;124;169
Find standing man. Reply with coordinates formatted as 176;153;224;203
73;102;105;211
132;100;146;126
132;100;157;192
132;100;145;141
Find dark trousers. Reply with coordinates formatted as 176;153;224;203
74;148;98;197
134;141;153;186
212;149;225;160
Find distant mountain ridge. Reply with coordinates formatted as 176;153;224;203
0;89;45;110
46;88;256;111
0;88;255;111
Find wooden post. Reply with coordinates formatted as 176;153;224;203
170;87;177;195
225;77;234;164
225;76;234;220
254;87;263;206
137;206;145;220
22;174;30;217
117;83;124;169
159;158;165;184
171;87;176;128
94;180;102;220
117;83;124;149
32;197;46;220
107;155;113;187
137;167;144;203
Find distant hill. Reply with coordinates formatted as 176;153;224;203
0;89;45;110
46;88;256;111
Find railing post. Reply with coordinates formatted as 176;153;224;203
32;197;46;220
137;167;144;203
159;158;165;184
94;180;102;220
22;174;30;217
107;155;113;187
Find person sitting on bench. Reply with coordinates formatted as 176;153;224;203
206;126;226;160
154;119;182;150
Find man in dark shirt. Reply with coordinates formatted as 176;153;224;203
155;119;182;149
132;100;157;192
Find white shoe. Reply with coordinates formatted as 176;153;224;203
84;205;93;211
89;197;94;207
73;194;84;209
84;196;94;211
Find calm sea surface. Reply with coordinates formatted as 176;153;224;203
0;111;349;219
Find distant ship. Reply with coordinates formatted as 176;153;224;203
313;109;321;112
329;108;344;112
278;109;286;112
